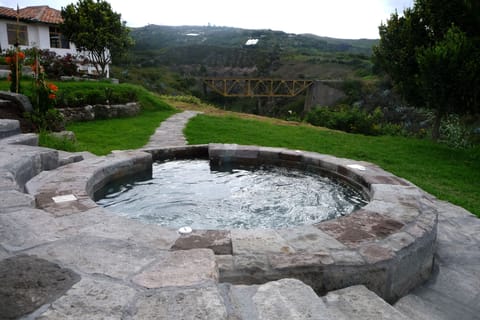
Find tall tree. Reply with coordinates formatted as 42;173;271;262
61;0;133;78
373;0;480;140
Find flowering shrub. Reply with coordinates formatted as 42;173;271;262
25;56;64;131
4;50;25;93
23;48;78;79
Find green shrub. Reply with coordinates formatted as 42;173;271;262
439;114;472;149
306;105;383;136
161;95;202;105
56;82;139;107
38;131;77;152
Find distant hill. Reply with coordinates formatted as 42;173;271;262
131;25;378;55
114;25;379;96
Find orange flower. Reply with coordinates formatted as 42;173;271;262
48;93;56;100
31;60;39;72
48;83;58;92
5;56;12;64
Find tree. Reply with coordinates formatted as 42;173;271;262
373;0;480;140
61;0;133;78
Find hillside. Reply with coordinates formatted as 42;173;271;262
114;25;377;86
112;25;380;116
131;25;377;54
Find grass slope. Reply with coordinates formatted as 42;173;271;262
67;108;176;155
185;114;480;217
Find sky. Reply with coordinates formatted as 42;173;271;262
0;0;414;39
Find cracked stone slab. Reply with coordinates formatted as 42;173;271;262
0;208;64;251
132;249;218;288
0;119;20;138
37;277;136;320
317;209;405;247
0;246;9;260
171;229;232;254
0;145;59;190
133;285;227;320
26;236;159;280
77;209;179;250
226;278;336;320
277;226;346;252
253;279;336;320
0;190;35;212
324;285;410;320
231;229;294;255
0;170;19;191
370;184;426;203
0;254;79;320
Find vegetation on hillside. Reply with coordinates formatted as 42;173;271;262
113;25;376;95
373;0;480;140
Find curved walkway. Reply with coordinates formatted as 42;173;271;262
0;112;479;319
143;110;201;148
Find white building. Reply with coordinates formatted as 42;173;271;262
0;5;109;78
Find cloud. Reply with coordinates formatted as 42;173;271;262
0;0;415;39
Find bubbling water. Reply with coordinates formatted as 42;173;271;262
96;160;367;229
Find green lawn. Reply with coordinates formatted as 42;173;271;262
2;77;477;216
66;108;176;155
185;114;480;217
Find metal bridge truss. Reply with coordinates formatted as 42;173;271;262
203;79;314;97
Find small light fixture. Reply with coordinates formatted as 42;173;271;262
178;226;193;234
52;194;77;203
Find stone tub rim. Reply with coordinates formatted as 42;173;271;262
26;143;438;303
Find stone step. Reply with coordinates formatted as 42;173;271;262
224;278;341;320
57;150;96;166
395;287;480;320
221;279;411;320
323;285;411;320
0;190;35;213
394;294;447;320
0;133;38;146
0;119;21;139
0;144;59;192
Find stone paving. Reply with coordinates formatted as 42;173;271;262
143;110;201;148
0;112;479;319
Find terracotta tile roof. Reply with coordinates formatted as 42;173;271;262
0;6;63;24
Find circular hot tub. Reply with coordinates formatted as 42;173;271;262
95;159;367;229
27;143;437;303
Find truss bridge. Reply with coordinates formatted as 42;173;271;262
203;78;314;97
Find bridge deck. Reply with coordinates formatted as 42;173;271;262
203;78;314;97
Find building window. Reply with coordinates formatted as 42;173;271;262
7;24;28;46
49;26;70;49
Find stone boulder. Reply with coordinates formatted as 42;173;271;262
0;91;33;113
93;102;140;119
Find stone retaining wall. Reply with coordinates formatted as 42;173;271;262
24;144;437;303
59;102;140;122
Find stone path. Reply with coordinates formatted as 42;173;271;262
143;110;201;148
0;112;479;319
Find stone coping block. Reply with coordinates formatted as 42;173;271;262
23;144;437;303
0;119;21;139
0;144;59;192
0;91;33;112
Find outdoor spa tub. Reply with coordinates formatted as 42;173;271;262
27;144;438;303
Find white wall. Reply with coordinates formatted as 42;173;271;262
0;19;109;78
0;20;10;52
1;19;78;56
